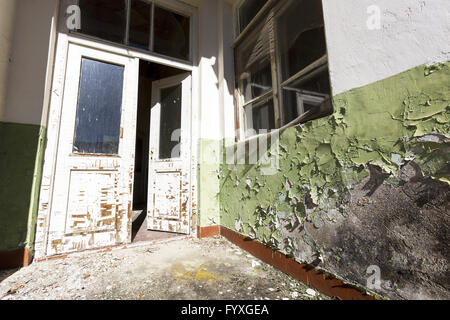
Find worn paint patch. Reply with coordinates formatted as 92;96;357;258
219;62;450;297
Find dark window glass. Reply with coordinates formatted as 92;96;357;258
236;25;273;103
129;0;152;50
239;0;267;33
154;5;190;60
159;84;182;159
245;99;275;136
79;0;127;44
73;58;124;155
277;0;327;81
282;66;332;124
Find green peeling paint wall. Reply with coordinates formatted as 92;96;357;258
0;121;46;252
198;139;223;227
218;62;449;290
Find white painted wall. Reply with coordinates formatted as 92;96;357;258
198;0;221;141
219;0;236;141
196;0;236;142
322;0;450;95
3;0;58;126
0;0;17;122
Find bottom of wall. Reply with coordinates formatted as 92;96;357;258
197;225;221;238
0;248;32;270
198;225;376;300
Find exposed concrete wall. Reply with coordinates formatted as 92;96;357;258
0;0;17;121
322;0;450;95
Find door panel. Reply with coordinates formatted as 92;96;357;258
46;44;138;256
147;74;191;234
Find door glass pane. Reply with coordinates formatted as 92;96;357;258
73;58;124;155
79;0;127;44
159;84;182;159
129;0;152;50
154;5;190;60
281;66;332;124
245;99;275;137
239;0;268;33
277;0;327;81
236;26;273;103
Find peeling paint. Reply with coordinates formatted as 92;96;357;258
219;62;450;297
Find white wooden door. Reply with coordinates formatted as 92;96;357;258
147;74;191;234
46;44;138;256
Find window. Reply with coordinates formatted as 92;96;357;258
79;0;127;44
129;0;152;50
153;5;190;60
76;0;191;61
237;0;268;33
159;84;182;159
73;58;124;155
235;0;333;138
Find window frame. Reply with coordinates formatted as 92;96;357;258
233;0;333;140
67;0;194;63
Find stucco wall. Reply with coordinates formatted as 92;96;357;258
0;0;17;121
322;0;450;95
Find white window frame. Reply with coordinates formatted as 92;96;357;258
65;0;195;63
233;0;333;141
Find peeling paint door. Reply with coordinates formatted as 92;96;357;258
46;44;138;256
147;74;192;234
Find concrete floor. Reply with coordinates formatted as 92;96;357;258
131;209;183;243
0;237;330;300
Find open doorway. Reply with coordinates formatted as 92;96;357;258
131;60;189;243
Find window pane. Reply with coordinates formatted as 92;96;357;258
154;5;190;60
236;26;273;103
73;59;124;155
239;0;267;33
245;99;275;136
281;67;332;124
277;0;327;81
129;0;152;50
79;0;127;44
159;84;182;159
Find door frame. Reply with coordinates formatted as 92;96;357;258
34;5;200;258
147;73;192;234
